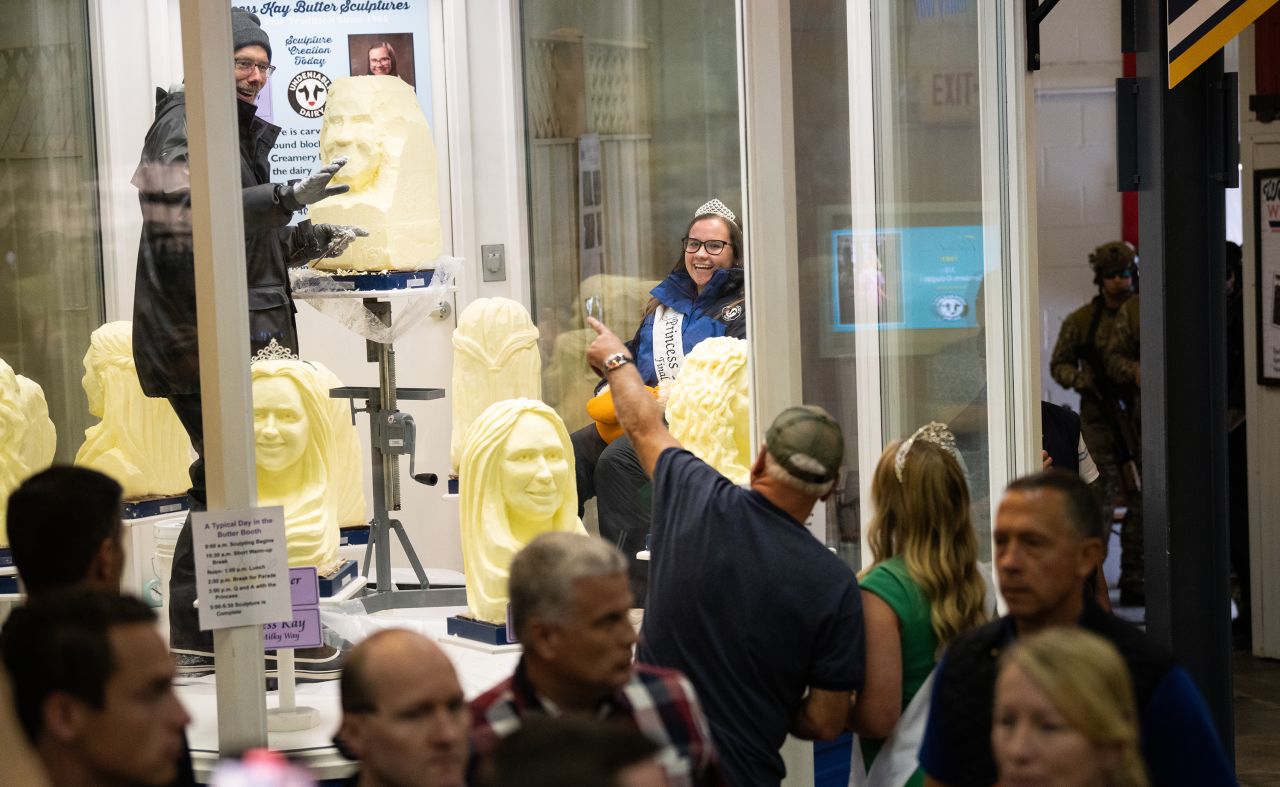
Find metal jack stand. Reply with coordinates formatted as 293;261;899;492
331;298;466;613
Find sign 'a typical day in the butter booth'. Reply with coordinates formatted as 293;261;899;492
230;0;434;185
192;506;291;631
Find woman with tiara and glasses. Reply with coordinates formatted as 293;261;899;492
571;198;746;603
847;423;991;787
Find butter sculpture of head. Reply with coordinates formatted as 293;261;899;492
459;399;585;623
252;359;366;572
310;75;441;270
666;337;750;484
0;358;56;546
450;298;541;474
75;322;193;499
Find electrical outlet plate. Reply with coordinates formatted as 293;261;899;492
481;243;506;282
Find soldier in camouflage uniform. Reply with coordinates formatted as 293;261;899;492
1106;294;1143;605
1050;241;1141;603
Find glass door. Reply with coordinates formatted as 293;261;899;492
782;0;1037;568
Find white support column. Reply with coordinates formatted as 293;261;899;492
738;2;811;784
739;0;803;434
978;0;1040;521
846;0;885;567
178;0;267;753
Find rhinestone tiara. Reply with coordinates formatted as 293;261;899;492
894;421;959;483
694;198;737;226
251;337;299;363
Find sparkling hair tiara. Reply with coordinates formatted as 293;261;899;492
894;421;959;483
694;198;737;227
251;337;299;362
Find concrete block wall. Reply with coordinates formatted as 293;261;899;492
1034;0;1124;410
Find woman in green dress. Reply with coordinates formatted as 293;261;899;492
847;423;990;787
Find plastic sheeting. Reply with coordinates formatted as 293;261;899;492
290;257;462;344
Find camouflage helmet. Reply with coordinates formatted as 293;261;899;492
1089;241;1136;286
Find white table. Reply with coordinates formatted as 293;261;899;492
176;604;522;781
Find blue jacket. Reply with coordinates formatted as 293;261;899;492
629;267;746;386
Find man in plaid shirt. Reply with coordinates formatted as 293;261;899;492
469;533;724;787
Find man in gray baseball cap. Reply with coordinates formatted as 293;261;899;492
585;318;864;787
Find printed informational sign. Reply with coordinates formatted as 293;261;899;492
192;506;291;630
578;133;604;281
1255;169;1280;385
830;225;984;332
263;567;324;649
230;1;434;184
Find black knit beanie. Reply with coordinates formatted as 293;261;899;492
232;9;271;59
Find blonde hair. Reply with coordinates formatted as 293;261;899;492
999;629;1149;787
459;399;583;622
865;437;988;650
75;321;192;498
666;337;750;484
450;298;541;473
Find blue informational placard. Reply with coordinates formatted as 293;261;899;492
830;225;984;332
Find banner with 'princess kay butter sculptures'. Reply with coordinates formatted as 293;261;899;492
231;0;435;184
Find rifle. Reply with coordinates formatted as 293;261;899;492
1079;302;1142;493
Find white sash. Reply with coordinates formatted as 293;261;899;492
651;305;686;383
849;669;936;787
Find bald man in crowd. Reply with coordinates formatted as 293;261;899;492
337;629;469;787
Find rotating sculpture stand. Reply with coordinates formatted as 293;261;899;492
293;269;467;612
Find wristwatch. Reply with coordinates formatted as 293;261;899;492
603;352;633;373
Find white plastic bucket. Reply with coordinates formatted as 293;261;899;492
150;517;185;637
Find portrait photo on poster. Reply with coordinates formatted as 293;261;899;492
348;32;417;88
1254;168;1280;385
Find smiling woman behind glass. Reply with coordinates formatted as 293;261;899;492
993;628;1148;787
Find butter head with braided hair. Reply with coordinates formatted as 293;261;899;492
450;298;541;474
666;336;750;484
75;322;193;499
459;399;585;623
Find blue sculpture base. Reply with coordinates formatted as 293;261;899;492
447;615;513;646
320;560;359;597
122;495;188;520
0;548;11;568
339;526;370;546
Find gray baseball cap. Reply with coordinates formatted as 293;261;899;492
765;405;844;485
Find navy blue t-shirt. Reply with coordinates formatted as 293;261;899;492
637;448;864;787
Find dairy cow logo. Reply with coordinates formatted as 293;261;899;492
288;71;331;119
934;294;967;322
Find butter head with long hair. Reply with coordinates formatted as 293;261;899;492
252;359;365;572
994;628;1148;787
450;298;542;474
75;322;193;499
459;399;585;623
0;358;56;547
666;336;750;484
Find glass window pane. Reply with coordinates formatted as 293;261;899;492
869;2;992;554
520;1;742;434
0;0;105;466
793;0;1006;565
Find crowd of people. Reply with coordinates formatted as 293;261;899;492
0;326;1240;786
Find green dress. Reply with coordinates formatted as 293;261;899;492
857;555;936;787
